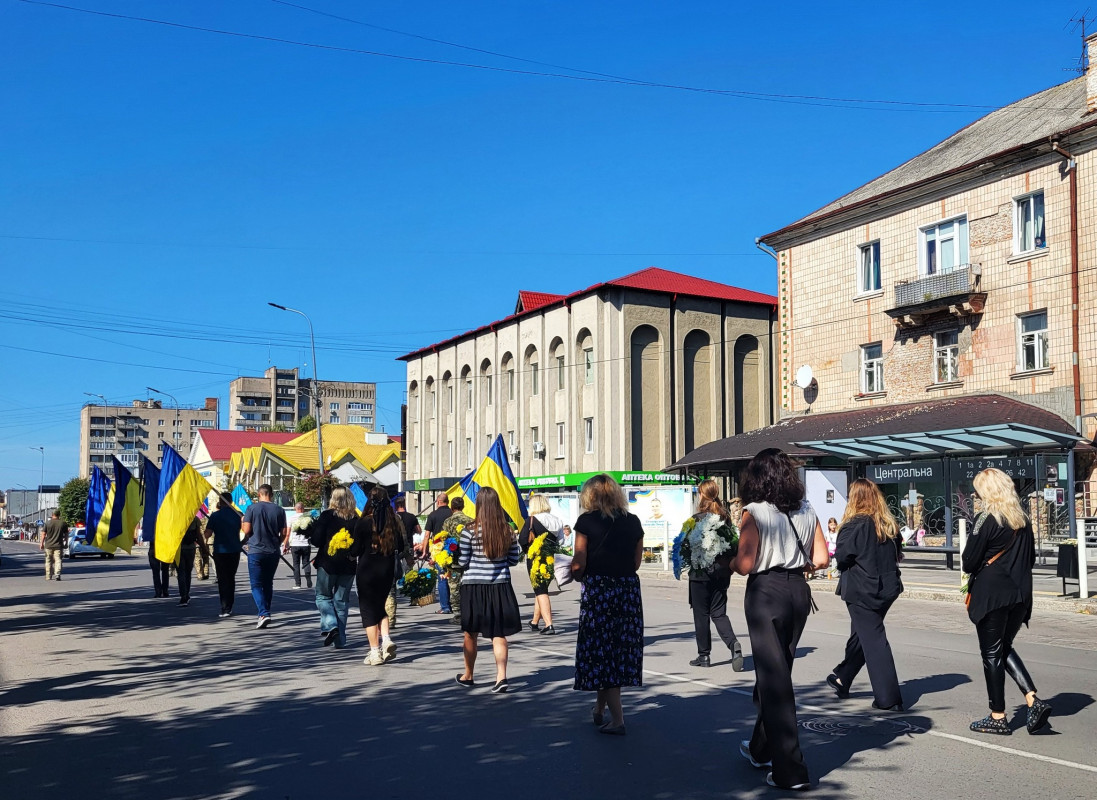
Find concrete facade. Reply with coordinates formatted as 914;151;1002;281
228;366;376;432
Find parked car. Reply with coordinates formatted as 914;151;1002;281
1;529;20;540
66;528;114;560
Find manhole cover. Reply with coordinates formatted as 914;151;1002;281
800;715;919;737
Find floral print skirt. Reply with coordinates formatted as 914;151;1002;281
574;575;644;691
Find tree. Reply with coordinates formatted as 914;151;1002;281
261;423;289;433
295;415;317;433
293;473;340;508
58;477;90;525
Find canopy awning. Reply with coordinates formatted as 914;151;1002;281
796;423;1082;461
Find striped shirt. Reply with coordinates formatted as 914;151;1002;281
458;527;522;584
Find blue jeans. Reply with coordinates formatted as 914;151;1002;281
248;552;280;618
315;567;354;646
437;574;452;613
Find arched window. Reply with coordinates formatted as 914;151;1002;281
683;330;713;452
524;344;540;396
424;376;436;418
734;335;762;433
501;352;515;402
576;329;594;385
460;365;472;410
441;370;453;415
629;325;663;469
480;359;493;406
548;336;565;391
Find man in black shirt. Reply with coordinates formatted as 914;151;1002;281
420;493;452;557
40;512;68;581
394;497;421;552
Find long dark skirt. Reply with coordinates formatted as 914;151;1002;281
357;553;396;627
461;581;522;639
574;574;644;691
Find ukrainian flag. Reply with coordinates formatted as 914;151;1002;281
155;444;213;565
231;483;253;514
93;477;116;551
84;465;110;535
447;435;527;527
141;457;160;544
96;457;142;554
349;482;368;515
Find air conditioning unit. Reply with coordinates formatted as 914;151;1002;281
509;445;521;460
532;441;546;457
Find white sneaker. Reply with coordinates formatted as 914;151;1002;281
257;616;270;629
382;638;397;662
766;773;810;791
364;649;384;666
739;740;771;769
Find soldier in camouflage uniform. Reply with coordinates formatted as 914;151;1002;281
440;498;474;625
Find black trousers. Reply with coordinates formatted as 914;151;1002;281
976;603;1037;713
833;599;902;708
177;547;195;602
213;552;241;613
149;550;171;597
291;547;313;587
689;576;739;656
744;569;812;788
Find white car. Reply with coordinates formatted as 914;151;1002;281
0;529;19;540
66;529;114;559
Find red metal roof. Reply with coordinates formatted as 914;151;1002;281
197;430;298;461
517;290;566;313
400;267;777;361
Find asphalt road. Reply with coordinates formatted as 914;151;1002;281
1;539;1095;799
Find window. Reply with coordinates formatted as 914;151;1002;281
921;217;968;275
431;443;436;470
348;402;366;410
158;432;164;439
348;415;370;424
1017;311;1049;371
465;437;472;468
858;241;881;293
557;356;566;389
484;375;493;404
157;419;164;427
447;440;454;469
329;414;340;424
934;331;959;383
507;369;516;401
466;379;473;410
447;385;454;414
429;390;436;416
1014;192;1046;254
556;422;566;457
861;343;884;393
508;430;515;449
531;363;539;396
531;426;539;454
584;417;594;453
278;399;293;407
330;402;340;411
584;348;594;384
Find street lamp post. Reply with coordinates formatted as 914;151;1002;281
269;303;326;506
29;447;44;518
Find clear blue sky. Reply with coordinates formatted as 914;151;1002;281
0;0;1085;490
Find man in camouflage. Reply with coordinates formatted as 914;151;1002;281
440;497;474;625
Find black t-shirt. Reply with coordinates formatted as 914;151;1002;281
398;511;421;541
574;511;644;578
424;506;452;536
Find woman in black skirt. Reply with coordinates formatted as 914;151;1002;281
352;486;401;667
455;486;522;693
571;474;645;735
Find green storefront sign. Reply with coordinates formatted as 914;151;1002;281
515;470;697;490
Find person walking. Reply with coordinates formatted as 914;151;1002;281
176;515;201;607
963;467;1052;735
441;497;474;625
571;474;645;735
40;511;67;582
422;493;453;612
520;493;564;635
353;486;402;665
288;502;314;590
733;449;829;791
309;486;359;649
454;486;522;693
688;479;744;671
144;524;171;598
241;484;289;629
825;479;904;711
205;494;243;618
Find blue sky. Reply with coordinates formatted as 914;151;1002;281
0;0;1086;490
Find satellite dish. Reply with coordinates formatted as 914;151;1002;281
794;365;814;389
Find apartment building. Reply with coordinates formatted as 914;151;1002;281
228;366;377;432
79;398;220;478
399;267;777;507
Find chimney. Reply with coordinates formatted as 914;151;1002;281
204;397;219;412
1088;32;1097;113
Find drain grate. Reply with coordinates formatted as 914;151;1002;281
800;715;919;737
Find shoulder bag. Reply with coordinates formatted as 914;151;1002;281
784;510;820;612
964;515;1017;608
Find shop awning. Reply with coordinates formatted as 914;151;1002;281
668;394;1085;472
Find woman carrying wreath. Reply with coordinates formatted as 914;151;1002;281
688;479;744;671
307;486;359;649
519;493;564;635
352;486;402;666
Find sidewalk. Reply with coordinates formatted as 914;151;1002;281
639;554;1097;615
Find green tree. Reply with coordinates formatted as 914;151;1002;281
295;415;317;433
293;473;340;508
260;423;289;433
57;477;90;524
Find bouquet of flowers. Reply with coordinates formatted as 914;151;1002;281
672;513;739;580
326;526;355;557
527;532;557;591
397;565;438;599
430;531;461;573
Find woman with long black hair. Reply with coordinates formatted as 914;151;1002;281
732;449;828;791
353;486;402;666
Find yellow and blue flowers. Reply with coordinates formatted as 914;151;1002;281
398;565;438;599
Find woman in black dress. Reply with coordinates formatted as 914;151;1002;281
963;467;1051;735
571;474;644;735
353;486;401;667
825;478;904;711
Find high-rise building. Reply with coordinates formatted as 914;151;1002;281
227;366;376;432
79;398;220;479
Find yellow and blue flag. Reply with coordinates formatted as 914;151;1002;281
140;456;160;544
96;457;142;554
155;444;213;564
447;435;527;527
231;483;253;514
85;465;110;534
349;482;368;515
93;475;116;551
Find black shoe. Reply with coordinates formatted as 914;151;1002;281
731;642;744;672
871;700;905;713
528;622;539;632
178;599;189;607
455;674;475;688
322;629;339;647
970;715;1011;735
1027;698;1052;734
689;654;711;668
827;674;850;699
491;679;509;694
540;625;557;635
766;773;810;791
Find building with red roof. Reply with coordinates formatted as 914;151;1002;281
399;267;777;509
188;429;299;489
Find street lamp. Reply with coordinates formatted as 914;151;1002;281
147;387;181;459
29;447;44;517
269;302;326;501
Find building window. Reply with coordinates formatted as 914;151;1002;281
507;369;516;401
921;216;968;275
447;385;454;414
466;379;473;410
584;348;594;384
858;241;881;294
157;419;164;427
484;375;492;405
861;343;884;393
556;422;566;457
557;356;565;389
431;443;436;471
584;417;594;453
531;363;539;396
508;430;515;449
329;414;340;424
348;402;366;410
1014;191;1046;254
429;390;436;417
934;331;959;383
348;415;370;424
465;437;472;468
330;402;340;411
447;440;454;470
1017;311;1049;372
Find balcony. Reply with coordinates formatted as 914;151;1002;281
886;264;986;329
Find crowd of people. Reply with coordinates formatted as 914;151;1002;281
35;450;1056;792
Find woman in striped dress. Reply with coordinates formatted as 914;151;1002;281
455;486;523;693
